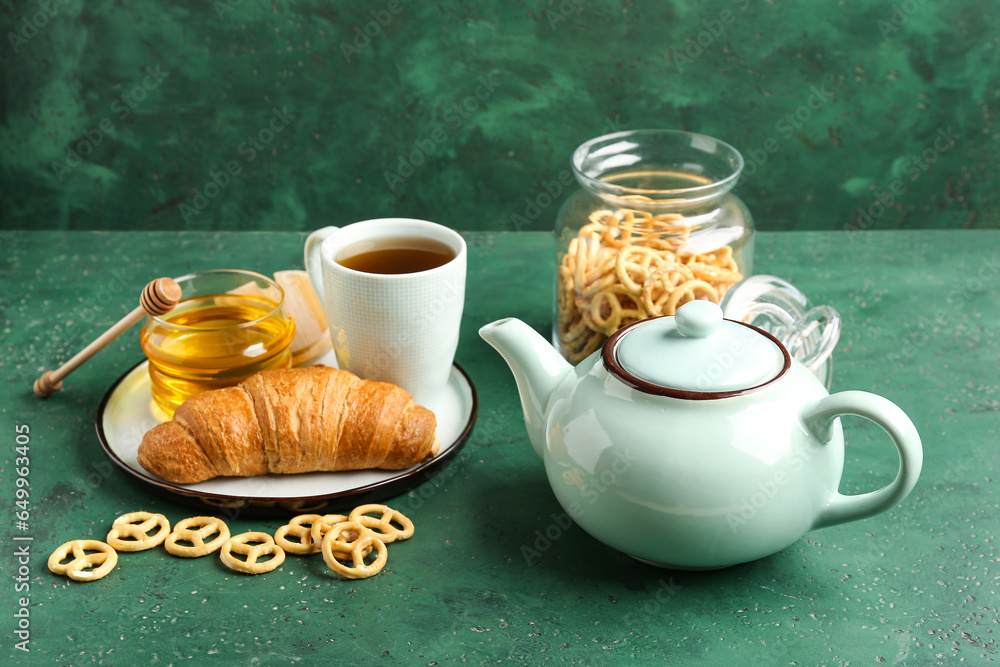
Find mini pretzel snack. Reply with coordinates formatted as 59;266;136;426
106;511;171;552
48;505;414;583
318;518;374;563
164;516;231;557
308;513;352;547
48;540;119;582
219;532;286;574
557;207;743;362
349;503;415;544
277;504;415;579
274;513;324;555
320;521;389;580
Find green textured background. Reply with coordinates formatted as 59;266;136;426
1;0;998;233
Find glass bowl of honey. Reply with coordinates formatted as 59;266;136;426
140;269;296;418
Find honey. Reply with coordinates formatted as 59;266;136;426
141;292;295;417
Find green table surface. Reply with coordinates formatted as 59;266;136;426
1;229;997;665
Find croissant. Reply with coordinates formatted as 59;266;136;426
137;365;439;484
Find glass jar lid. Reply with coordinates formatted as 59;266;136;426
604;301;790;397
719;274;841;389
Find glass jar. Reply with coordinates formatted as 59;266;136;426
554;130;755;362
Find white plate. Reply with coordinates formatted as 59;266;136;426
95;353;477;513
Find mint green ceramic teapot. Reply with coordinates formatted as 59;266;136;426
480;300;923;570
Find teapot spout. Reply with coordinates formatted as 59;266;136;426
479;318;573;459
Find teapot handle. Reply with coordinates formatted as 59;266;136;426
802;390;923;530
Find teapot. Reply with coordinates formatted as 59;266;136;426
479;300;922;569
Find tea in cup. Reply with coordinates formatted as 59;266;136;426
140;269;296;417
304;218;467;408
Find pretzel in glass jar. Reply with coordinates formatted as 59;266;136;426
557;209;743;362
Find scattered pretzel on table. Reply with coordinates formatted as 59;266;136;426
48;540;118;582
277;504;414;578
48;505;414;582
220;532;286;574
308;513;352;547
349;503;415;544
320;520;388;580
274;513;324;555
297;512;372;561
106;511;171;552
164;516;231;557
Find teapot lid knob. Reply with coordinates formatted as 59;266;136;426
675;300;722;338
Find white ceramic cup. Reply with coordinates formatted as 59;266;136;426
304;218;467;408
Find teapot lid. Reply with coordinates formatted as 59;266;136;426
604;300;790;398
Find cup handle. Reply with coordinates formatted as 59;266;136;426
303;226;339;302
801;390;923;530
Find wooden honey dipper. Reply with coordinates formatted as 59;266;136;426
34;277;183;398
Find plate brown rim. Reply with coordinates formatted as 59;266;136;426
94;359;477;508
